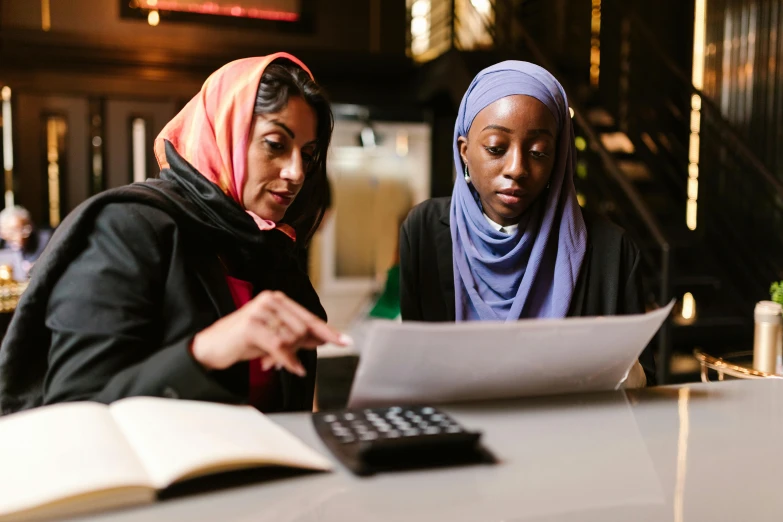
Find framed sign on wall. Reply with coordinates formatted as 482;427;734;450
119;0;315;32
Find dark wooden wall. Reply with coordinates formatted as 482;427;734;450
0;0;418;223
702;0;783;178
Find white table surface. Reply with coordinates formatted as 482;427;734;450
75;379;783;522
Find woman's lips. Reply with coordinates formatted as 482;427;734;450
270;191;295;206
496;188;524;206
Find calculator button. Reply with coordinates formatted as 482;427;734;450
323;414;337;422
403;429;420;437
421;407;435;415
388;406;402;414
446;426;462;433
343;413;355;421
340;436;356;444
360;432;379;441
431;414;444;422
386;430;400;438
425;427;441;435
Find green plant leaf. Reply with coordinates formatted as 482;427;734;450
771;281;783;305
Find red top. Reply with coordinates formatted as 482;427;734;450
225;275;279;411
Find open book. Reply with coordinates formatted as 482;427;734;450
0;397;332;521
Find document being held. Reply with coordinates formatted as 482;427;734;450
349;302;674;408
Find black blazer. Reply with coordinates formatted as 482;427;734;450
400;197;656;384
43;203;318;411
0;143;322;414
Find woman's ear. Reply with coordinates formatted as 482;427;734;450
457;136;469;168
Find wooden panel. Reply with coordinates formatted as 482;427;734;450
703;0;783;179
104;99;176;188
14;94;88;224
0;27;417;107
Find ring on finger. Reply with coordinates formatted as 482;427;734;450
265;316;282;333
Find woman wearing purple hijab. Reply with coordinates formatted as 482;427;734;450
400;61;653;386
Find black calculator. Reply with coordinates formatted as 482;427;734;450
312;406;490;476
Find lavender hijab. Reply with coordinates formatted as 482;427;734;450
450;61;588;321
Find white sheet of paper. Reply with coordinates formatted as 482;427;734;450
348;301;674;407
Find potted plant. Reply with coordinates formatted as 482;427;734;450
770;281;783;306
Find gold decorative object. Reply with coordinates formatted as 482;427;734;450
0;265;28;313
694;349;783;382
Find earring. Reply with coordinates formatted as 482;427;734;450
464;165;471;183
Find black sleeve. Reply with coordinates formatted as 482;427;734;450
621;242;657;386
399;218;423;321
43;204;239;405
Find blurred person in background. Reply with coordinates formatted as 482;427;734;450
0;53;350;415
399;61;653;387
0;206;51;281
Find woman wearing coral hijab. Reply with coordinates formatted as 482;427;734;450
0;54;350;414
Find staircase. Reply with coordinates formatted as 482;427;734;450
573;101;753;382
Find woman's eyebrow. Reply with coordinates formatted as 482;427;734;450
480;124;554;137
481;124;512;133
270;120;295;138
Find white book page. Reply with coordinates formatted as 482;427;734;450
0;402;153;518
109;397;332;490
349;302;674;407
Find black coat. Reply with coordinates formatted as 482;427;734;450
0;141;324;414
400;197;656;385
